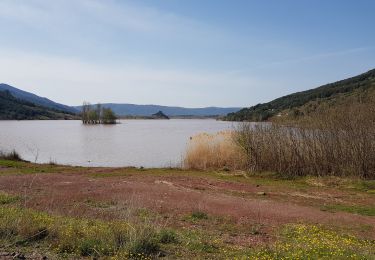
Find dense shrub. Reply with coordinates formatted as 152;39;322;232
0;150;22;161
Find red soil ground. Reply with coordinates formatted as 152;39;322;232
0;166;374;244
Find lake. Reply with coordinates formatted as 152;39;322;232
0;119;237;167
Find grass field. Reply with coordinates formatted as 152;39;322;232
0;159;374;259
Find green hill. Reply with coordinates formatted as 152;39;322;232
224;68;375;121
0;90;78;120
0;83;78;113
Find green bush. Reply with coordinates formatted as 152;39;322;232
159;229;178;244
190;211;208;220
0;150;22;161
0;192;19;205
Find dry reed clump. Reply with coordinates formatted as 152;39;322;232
184;100;375;179
234;101;375;178
183;131;245;171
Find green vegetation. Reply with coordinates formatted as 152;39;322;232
81;102;117;124
0;150;22;161
1;205;373;259
0;159;85;176
0;90;78;120
224;68;375;121
0;206;162;258
158;229;179;244
0;193;19;205
0;83;77;114
189;211;209;221
321;204;375;216
250;224;375;259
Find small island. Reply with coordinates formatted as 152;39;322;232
151;110;170;119
81;102;117;124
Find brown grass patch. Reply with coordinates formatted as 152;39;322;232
183;131;245;171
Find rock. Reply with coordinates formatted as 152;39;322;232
256;192;266;196
151;111;170;119
12;253;26;259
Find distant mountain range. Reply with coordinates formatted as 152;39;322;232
0;83;242;119
74;103;242;117
0;84;78;114
3;67;374;122
224;68;375;121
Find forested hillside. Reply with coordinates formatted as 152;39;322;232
224;68;375;121
0;90;78;120
0;84;77;113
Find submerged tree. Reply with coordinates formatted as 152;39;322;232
82;102;91;124
102;108;117;124
81;102;117;124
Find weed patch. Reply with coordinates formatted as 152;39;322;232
0;192;19;205
159;229;179;244
188;211;208;221
0;206;162;258
250;224;375;259
321;204;375;216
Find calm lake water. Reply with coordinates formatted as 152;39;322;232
0;119;236;167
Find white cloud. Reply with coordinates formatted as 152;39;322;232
0;49;259;107
0;0;222;40
0;1;252;107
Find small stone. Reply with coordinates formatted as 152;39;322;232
13;253;26;259
256;191;266;196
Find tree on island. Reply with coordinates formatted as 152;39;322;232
102;107;117;124
81;102;117;124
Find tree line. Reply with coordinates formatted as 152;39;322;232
81;102;117;124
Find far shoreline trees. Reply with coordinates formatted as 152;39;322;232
81;102;117;124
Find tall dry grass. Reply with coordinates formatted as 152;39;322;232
236;101;375;178
184;100;375;179
183;131;245;170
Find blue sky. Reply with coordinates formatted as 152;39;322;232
0;0;374;107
